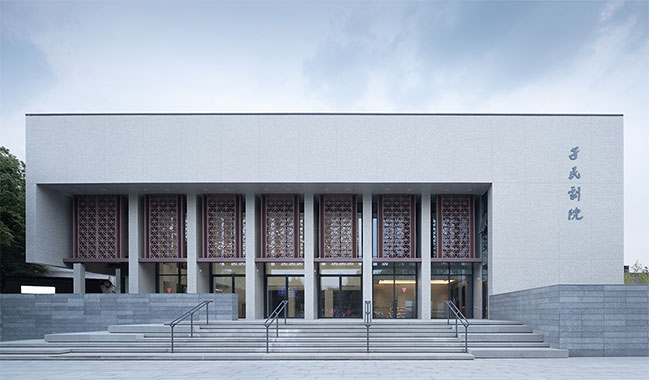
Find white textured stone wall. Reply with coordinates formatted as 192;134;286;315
26;114;624;294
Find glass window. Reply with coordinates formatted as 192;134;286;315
267;277;286;316
341;276;362;317
395;262;417;275
319;262;362;275
287;276;305;318
234;276;246;318
212;262;246;275
372;262;393;276
320;277;339;318
318;263;362;318
212;276;232;293
265;262;304;275
156;263;187;293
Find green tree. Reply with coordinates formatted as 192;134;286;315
624;261;649;285
1;146;46;291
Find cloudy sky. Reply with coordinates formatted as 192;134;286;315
1;0;647;265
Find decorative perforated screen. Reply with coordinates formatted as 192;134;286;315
436;195;474;259
378;195;416;259
319;195;357;259
144;194;186;259
73;195;126;261
261;194;301;259
202;194;243;260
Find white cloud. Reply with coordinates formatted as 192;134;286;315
1;1;647;265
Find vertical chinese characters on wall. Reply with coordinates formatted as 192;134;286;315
568;146;583;221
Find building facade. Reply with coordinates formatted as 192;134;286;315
25;113;624;320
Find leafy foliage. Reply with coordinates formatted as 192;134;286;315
1;146;47;288
625;261;649;285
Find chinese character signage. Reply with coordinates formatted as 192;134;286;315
567;146;583;221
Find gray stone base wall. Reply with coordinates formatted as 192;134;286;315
0;293;237;342
490;284;649;357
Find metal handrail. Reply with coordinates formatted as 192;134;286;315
264;300;289;353
445;300;469;353
363;300;372;353
165;300;213;353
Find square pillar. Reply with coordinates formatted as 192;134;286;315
419;193;432;319
362;193;373;306
114;267;121;293
186;193;198;293
304;193;316;319
245;193;260;319
128;193;154;293
73;263;85;294
128;193;141;293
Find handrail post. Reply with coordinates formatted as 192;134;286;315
170;325;175;353
276;314;279;337
363;300;372;354
190;313;194;338
266;325;269;353
465;326;468;353
284;301;287;325
455;316;458;338
206;302;209;325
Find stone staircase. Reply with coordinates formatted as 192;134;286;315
0;319;568;360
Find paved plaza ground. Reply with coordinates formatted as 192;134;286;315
0;357;647;380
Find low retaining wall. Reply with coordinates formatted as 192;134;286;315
490;284;649;356
0;293;237;342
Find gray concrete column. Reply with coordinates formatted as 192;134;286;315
128;193;154;293
304;193;316;319
362;193;373;306
419;193;432;319
245;193;259;319
114;267;121;293
128;193;141;293
73;263;86;294
186;193;198;293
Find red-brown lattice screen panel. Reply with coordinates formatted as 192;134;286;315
319;195;357;259
436;195;474;259
73;195;126;261
202;194;243;259
261;194;301;259
144;194;186;259
378;195;416;259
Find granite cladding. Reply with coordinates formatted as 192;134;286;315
490;284;648;357
0;293;237;341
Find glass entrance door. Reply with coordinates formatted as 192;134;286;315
319;276;362;318
265;263;305;318
372;262;417;319
266;276;305;318
211;263;246;318
431;262;474;318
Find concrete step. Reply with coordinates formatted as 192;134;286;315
0;347;71;355
141;333;460;338
45;333;143;342
0;346;470;354
0;343;552;351
462;333;544;342
141;337;463;343
0;319;564;360
0;352;475;360
470;348;569;358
